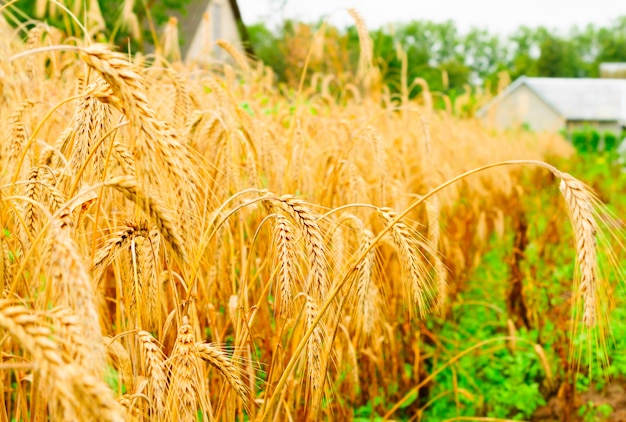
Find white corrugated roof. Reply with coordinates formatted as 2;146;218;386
479;76;626;124
525;77;626;122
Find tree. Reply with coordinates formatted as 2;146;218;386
535;31;580;77
596;17;626;64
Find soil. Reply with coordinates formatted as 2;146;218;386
533;379;626;422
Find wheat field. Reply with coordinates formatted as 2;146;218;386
0;8;621;421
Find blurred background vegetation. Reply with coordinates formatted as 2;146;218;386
246;17;626;105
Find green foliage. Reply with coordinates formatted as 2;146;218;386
422;244;547;420
603;132;618;152
247;15;626;101
568;126;622;155
247;22;288;81
579;401;614;422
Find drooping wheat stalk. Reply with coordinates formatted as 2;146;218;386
270;195;329;300
92;224;138;271
105;175;186;262
378;207;436;318
196;342;249;402
79;44;200;222
557;172;599;327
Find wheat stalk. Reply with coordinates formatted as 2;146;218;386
0;302;123;421
378;207;436;318
271;195;329;299
79;44;200;223
557;172;599;327
196;342;249;402
105;175;187;262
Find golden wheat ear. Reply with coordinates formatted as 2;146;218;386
0;302;124;421
166;316;211;420
556;171;599;327
378;207;437;318
105;175;187;262
196;342;250;403
136;330;168;419
272;214;297;316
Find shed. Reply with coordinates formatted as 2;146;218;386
477;76;626;133
176;0;251;63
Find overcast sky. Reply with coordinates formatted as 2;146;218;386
238;0;626;34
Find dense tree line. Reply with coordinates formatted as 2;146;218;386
247;17;626;100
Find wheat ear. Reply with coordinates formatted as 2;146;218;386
557;172;598;327
305;294;325;394
216;39;250;71
106;175;187;262
196;342;249;402
378;207;435;318
135;227;161;331
273;214;297;315
166;317;210;421
48;212;105;376
271;195;329;299
137;330;168;418
356;229;377;333
0;302;123;421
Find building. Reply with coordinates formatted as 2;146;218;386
477;76;626;134
600;63;626;79
176;0;252;63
